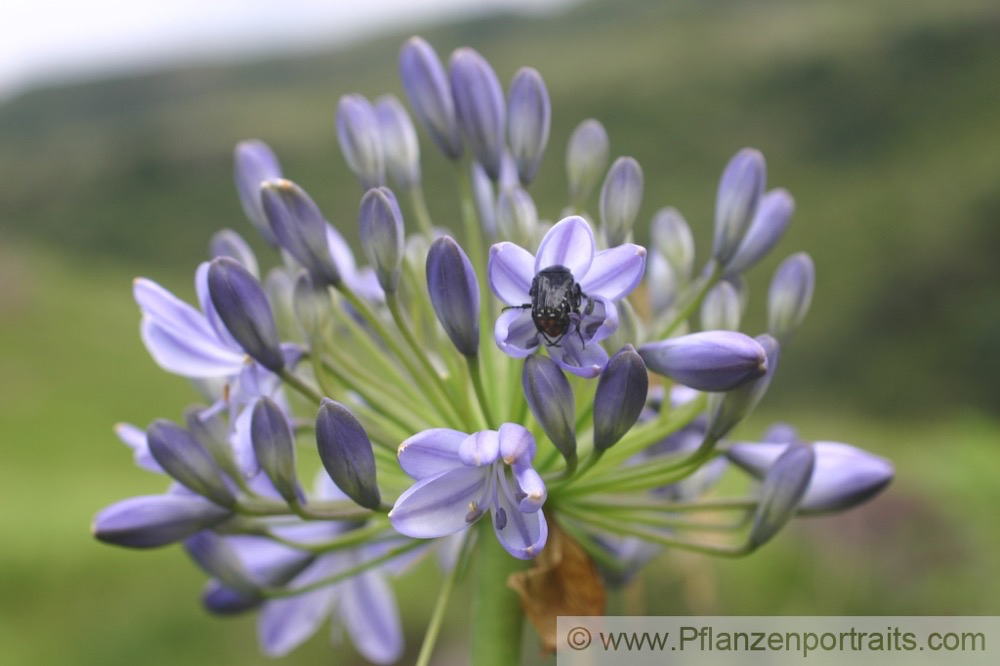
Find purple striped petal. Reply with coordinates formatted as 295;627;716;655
389;466;488;538
397;428;467;479
498;423;535;465
492;483;547;559
339;567;404;664
488;242;534;305
534;216;595;277
115;422;163;474
139;317;245;378
548;333;607;378
494;308;540;358
459;430;501;467
579;244;646;301
258;554;343;657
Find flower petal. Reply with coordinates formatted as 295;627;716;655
389;466;488;538
512;463;546;513
488;242;534;305
196;262;241;350
578;295;618;345
338;567;404;664
491;482;547;559
459;430;501;467
140;318;246;378
498;423;535;465
494;308;540;358
115;423;164;474
579;244;646;301
534;215;594;277
397;428;467;479
258;555;343;657
548;334;607;378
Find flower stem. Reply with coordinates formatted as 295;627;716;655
467;354;497;428
656;261;722;339
408;185;436;237
415;531;475;666
471;520;527;666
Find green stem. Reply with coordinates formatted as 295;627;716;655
467;354;496;428
471;520;527;666
656;261;721;339
415;532;475;666
278;368;324;405
408;185;435;237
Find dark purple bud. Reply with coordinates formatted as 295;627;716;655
713;148;766;265
251;398;301;506
599;157;644;246
184;531;256;593
315;399;380;510
234;139;282;247
374;94;421;189
700;280;742;331
449;47;505;180
93;494;230;549
638;331;768;392
336;94;385;189
566;119;609;207
426;236;480;357
207;257;285;373
507;67;551;185
147;419;236;508
260;179;341;287
209;228;259;278
496;186;538;246
706;334;780;441
399;36;463;160
650;207;695;285
593;345;649;452
749;443;815;549
202;580;261;615
725;188;794;276
358;187;405;293
521;355;576;465
768;252;815;344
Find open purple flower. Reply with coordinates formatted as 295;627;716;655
487;215;646;378
389;424;548;560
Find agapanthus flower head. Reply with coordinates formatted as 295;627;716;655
390;424;547;559
488;215;646;377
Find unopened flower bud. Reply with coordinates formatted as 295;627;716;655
566;118;609;207
315;399;381;510
358;187;405;293
593;345;648;452
93;494;230;549
234;140;282;246
713;148;766;266
374;94;421;189
471;161;497;238
202;581;261;615
426;236;480;357
259;179;341;287
208;257;285;373
728;441;893;514
700;280;742;331
185;531;256;593
251;398;301;506
647;252;679;315
650;207;695;285
748;443;815;549
638;331;767;392
449;47;505;180
507;67;551;185
725;188;794;276
210;229;260;278
600;157;644;246
496;186;538;247
706;334;780;441
521;355;576;465
399;36;463;160
768;252;815;344
335;94;385;190
147;419;236;508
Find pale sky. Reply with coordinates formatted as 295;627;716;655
2;0;575;100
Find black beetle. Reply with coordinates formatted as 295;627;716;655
506;265;595;346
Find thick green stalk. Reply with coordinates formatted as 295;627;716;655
471;521;527;666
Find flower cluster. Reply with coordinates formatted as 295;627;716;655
94;35;893;664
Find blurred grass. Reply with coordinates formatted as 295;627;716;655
1;0;999;663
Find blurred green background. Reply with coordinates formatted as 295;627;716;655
2;0;999;663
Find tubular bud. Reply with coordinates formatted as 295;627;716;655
712;148;766;266
207;257;285;373
315;399;381;510
507;66;551;185
593;345;648;452
449;47;506;180
426;236;480;357
234;139;283;247
147;419;236;508
358;187;405;294
768;252;815;344
399;36;463;160
638;331;767;392
521;355;577;465
566;118;610;208
335;94;385;190
374;94;421;190
599;156;644;246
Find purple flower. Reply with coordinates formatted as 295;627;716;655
93;493;231;549
487;215;646;378
389;424;548;560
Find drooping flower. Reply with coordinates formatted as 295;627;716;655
488;215;646;377
389;424;548;560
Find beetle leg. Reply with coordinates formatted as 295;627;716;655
501;303;532;312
